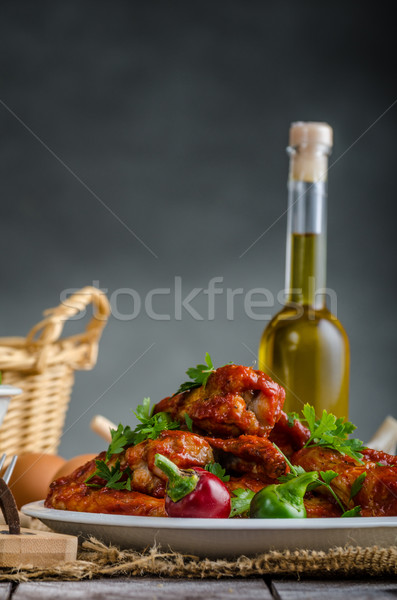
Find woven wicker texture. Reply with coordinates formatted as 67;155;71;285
0;287;110;459
0;537;396;581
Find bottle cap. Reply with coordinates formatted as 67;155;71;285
289;122;333;149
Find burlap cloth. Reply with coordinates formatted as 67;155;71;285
0;515;396;581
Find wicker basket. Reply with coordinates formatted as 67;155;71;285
0;286;110;459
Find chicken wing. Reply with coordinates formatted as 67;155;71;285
206;435;288;480
154;364;285;437
361;447;397;467
46;430;213;513
268;411;310;457
303;493;342;518
45;484;166;516
125;430;213;497
225;475;268;494
292;446;397;516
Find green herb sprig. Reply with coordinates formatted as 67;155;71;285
229;488;256;518
106;424;135;460
174;353;216;396
275;443;365;518
131;397;180;445
86;459;132;491
287;404;365;462
184;413;193;432
86;398;180;488
349;472;367;501
341;506;362;518
105;397;180;460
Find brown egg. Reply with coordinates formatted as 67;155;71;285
6;453;66;509
52;453;98;480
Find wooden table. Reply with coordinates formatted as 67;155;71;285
1;577;397;599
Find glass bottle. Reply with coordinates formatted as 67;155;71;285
258;122;349;418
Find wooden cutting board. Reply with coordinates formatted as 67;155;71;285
0;527;78;568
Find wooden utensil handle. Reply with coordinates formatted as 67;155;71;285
90;415;116;443
367;416;397;455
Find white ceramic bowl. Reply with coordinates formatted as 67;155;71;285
0;385;22;428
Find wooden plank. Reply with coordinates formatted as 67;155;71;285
0;528;78;568
271;578;397;600
13;577;272;600
0;584;12;600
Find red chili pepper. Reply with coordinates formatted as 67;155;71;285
154;453;231;518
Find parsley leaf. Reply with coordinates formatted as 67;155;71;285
204;462;230;482
341;506;362;518
306;470;339;493
274;443;348;515
174;353;216;396
302;404;316;433
349;472;367;501
86;459;132;491
320;470;339;486
106;423;135;460
86;398;182;493
105;398;180;460
186;352;214;381
132;410;180;445
272;442;306;480
132;397;180;444
229;488;256;518
278;465;306;483
303;406;337;441
174;381;202;394
274;442;364;518
135;396;152;421
300;403;365;462
184;413;193;432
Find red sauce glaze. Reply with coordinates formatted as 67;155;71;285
268;411;310;457
154;364;285;438
361;448;397;467
206;434;288;480
45;483;166;516
292;446;397;517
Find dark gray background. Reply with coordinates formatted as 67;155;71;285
1;1;396;458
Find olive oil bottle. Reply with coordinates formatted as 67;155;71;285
259;122;349;418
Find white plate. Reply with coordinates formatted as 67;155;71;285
22;501;397;558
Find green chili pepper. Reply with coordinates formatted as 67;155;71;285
250;471;319;519
154;454;199;502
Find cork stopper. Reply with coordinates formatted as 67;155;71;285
289;122;333;149
288;122;333;183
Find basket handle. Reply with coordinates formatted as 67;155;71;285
25;287;111;369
